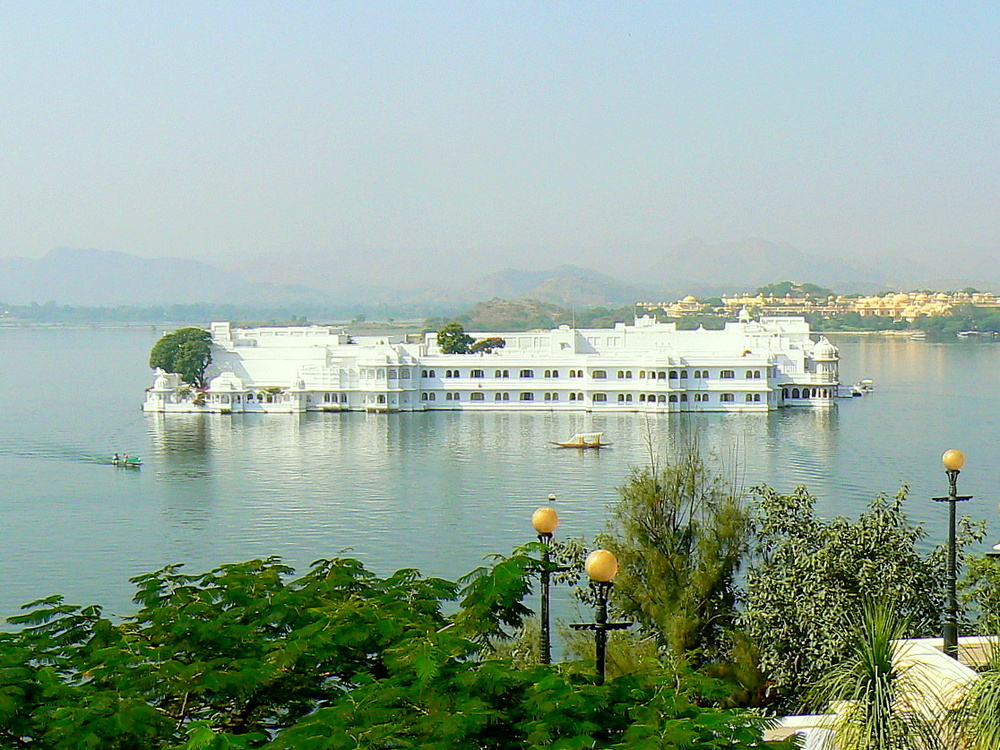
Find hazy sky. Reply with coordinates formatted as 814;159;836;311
1;2;997;287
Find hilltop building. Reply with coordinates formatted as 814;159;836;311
144;313;839;414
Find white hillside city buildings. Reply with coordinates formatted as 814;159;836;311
143;312;839;414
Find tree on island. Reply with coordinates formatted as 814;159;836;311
149;327;213;387
437;321;475;353
470;336;506;354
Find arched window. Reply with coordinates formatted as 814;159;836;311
618;393;625;401
421;393;428;401
429;370;436;378
648;394;656;401
669;394;678;402
551;393;558;401
625;370;632;378
658;371;666;380
421;370;428;378
746;393;754;402
680;370;688;379
626;394;633;402
341;394;348;403
679;393;687;402
617;370;625;379
792;388;800;398
569;370;577;378
639;370;645;379
552;370;559;378
495;393;503;401
746;370;753;379
754;394;761;402
657;395;666;403
544;370;551;378
503;392;510;401
754;370;761;378
569;393;577;401
669;370;678;379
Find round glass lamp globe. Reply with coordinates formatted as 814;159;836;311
585;549;619;582
532;507;559;535
942;449;965;471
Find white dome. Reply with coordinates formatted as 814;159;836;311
812;337;838;360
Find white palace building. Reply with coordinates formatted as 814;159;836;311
143;312;839;415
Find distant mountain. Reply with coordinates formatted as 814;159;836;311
4;243;998;316
646;238;888;294
0;248;339;307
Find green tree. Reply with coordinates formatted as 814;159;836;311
598;451;752;669
742;485;982;711
470;336;506;354
809;602;945;750
437;322;474;353
149;327;213;387
0;550;790;749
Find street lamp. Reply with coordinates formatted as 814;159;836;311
934;449;973;659
570;549;633;683
531;503;566;665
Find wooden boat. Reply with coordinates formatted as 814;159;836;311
112;456;142;467
549;432;611;449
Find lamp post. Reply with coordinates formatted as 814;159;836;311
531;503;566;665
934;449;973;659
570;549;633;683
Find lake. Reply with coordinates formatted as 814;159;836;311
0;325;997;618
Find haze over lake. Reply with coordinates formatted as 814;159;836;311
0;326;996;618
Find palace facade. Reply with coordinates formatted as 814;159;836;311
143;313;839;414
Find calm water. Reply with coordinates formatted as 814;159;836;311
0;326;997;618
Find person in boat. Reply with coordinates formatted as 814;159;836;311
113;453;120;463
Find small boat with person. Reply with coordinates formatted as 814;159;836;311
112;453;142;468
549;432;611;449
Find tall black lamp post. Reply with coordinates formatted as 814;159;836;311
934;448;972;659
570;549;632;684
531;503;566;665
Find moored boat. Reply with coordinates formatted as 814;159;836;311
549;432;611;449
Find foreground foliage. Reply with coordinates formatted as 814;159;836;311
809;602;945;750
743;485;982;711
0;552;788;749
599;452;752;669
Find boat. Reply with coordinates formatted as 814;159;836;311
549;432;611;449
112;455;142;467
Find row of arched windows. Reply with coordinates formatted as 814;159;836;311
408;390;770;405
783;388;831;399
